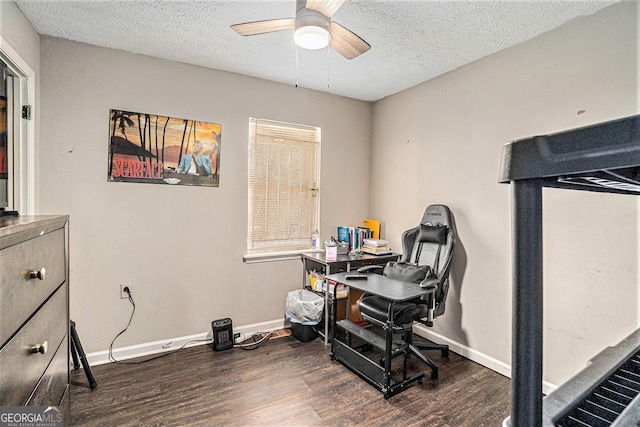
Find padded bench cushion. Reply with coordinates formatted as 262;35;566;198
358;295;419;325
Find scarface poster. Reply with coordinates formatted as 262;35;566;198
108;109;221;187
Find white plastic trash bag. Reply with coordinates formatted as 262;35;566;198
285;289;324;325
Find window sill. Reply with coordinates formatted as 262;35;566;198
243;249;323;264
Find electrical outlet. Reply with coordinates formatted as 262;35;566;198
120;283;131;299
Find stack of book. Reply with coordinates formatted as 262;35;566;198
361;238;392;256
337;226;373;252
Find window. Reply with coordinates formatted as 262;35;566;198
246;118;320;260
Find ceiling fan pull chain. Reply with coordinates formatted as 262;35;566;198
295;46;299;88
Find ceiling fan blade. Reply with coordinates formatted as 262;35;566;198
305;0;346;17
330;22;370;60
231;18;295;36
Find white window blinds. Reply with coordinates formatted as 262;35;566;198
247;118;320;254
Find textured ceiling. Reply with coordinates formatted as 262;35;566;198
14;0;618;101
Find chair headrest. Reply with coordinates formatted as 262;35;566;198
420;204;453;229
417;223;448;244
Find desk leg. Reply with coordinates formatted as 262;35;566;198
302;256;307;291
383;302;395;398
324;265;331;345
345;262;351;321
330;283;338;359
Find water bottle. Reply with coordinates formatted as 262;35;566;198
312;229;319;248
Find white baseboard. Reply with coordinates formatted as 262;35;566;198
413;324;558;395
86;318;288;366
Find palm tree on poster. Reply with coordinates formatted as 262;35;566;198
134;113;159;172
109;110;134;175
187;121;197;154
177;119;189;165
136;113;147;162
153;115;159;163
161;116;170;166
145;113;153;170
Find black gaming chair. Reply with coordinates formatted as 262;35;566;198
357;204;456;379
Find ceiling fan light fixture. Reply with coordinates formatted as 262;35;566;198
294;6;330;50
232;0;370;60
294;25;330;49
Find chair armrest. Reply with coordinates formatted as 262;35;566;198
419;277;440;290
357;265;384;274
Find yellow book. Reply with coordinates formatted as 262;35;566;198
364;219;381;239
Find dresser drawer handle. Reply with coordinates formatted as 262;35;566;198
29;267;46;280
31;341;48;354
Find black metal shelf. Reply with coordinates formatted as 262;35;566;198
499;114;640;426
499;115;640;193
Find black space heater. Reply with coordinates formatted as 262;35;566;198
211;318;233;351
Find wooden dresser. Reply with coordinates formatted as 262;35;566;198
0;215;70;415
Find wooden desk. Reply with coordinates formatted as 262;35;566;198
300;252;399;344
326;271;433;398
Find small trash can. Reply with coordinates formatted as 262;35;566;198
285;289;324;342
289;322;319;342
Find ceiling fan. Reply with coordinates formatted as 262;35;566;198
231;0;371;60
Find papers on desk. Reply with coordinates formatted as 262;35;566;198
361;238;392;256
362;238;388;247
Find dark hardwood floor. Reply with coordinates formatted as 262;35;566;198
70;333;510;426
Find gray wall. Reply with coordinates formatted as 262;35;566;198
370;2;639;388
35;37;371;353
